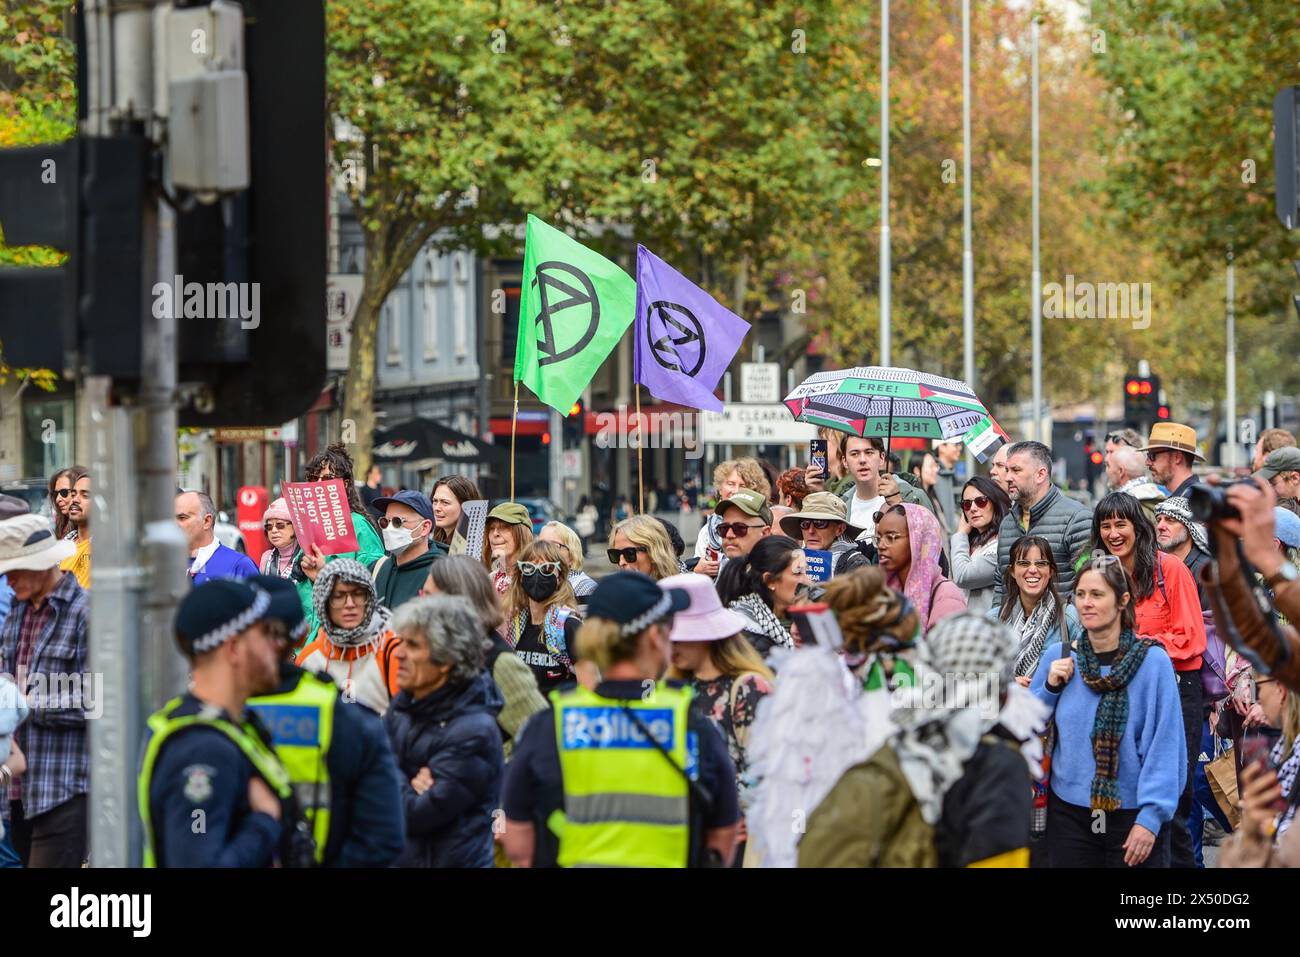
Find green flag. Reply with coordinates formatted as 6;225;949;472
513;214;636;412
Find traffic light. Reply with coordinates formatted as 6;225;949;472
563;399;584;444
0;0;326;428
1084;433;1103;485
1123;372;1161;427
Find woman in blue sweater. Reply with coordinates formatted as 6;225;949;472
1031;556;1185;867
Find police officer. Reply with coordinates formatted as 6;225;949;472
245;575;405;866
138;580;293;867
500;572;741;868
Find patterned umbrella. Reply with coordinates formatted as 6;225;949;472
783;366;1008;461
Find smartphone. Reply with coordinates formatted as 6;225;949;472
809;439;828;475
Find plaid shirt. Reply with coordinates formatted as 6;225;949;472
0;571;89;817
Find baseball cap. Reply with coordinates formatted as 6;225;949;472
249;574;308;643
372;489;434;522
174;579;271;657
1255;447;1300;481
487;502;532;527
715;488;773;526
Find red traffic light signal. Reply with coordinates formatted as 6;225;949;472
568;401;582;417
1089;450;1104;465
1157;405;1170;420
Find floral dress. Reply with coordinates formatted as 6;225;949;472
691;672;773;813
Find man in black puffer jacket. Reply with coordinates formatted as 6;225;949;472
993;441;1093;601
385;595;504;868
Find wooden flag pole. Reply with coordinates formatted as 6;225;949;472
635;384;645;515
510;381;520;501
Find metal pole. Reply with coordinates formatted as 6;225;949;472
1265;389;1277;431
723;371;733;462
1226;256;1237;470
962;0;975;472
1030;16;1042;443
549;404;564;510
879;0;891;367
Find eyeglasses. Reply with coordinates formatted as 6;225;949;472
719;522;765;539
607;546;649;564
328;588;368;607
1088;553;1122;570
799;519;837;530
378;515;426;529
264;520;293;533
961;495;990;512
518;561;562;577
1014;559;1052;570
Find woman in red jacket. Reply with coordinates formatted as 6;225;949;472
1090;491;1205;869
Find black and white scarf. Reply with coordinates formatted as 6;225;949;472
729;594;794;651
1010;597;1064;678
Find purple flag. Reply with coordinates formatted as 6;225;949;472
633;245;751;412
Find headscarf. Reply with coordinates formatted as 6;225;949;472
884;503;945;631
1153;496;1208;555
312;558;392;649
890;613;1020;824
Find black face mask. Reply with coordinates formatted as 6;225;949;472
521;571;560;602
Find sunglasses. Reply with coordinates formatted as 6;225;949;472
378;515;426;529
54;488;74;498
718;521;765;539
872;505;907;525
1105;433;1136;447
607;546;649;564
799;518;838;530
518;561;562;577
960;495;990;512
264;520;294;533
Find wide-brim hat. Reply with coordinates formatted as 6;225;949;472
0;515;76;575
1139;422;1205;462
778;491;863;540
659;572;749;643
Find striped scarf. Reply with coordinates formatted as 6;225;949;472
1076;628;1155;811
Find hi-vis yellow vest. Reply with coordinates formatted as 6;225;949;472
138;696;292;868
247;671;337;863
550;682;694;868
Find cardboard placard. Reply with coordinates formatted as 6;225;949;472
803;548;834;582
282;480;360;556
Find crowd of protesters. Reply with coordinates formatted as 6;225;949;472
2;419;1300;871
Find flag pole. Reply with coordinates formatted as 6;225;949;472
510;381;519;501
635;384;645;514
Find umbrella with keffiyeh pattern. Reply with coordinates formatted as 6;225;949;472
782;365;1009;461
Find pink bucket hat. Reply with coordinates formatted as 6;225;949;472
659;572;749;643
263;498;292;524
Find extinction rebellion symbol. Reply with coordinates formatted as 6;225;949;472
532;262;600;367
645;300;706;378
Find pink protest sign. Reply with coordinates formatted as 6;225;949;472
282;479;360;556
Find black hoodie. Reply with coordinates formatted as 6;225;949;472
370;540;448;612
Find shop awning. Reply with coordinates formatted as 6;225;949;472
372;417;508;465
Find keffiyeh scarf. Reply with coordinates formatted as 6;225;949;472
313;558;393;649
1271;734;1300;837
730;594;794;651
1009;596;1064;678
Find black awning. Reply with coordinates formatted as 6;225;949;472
372;417;508;465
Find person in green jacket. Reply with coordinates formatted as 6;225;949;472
368;489;448;613
292;445;386;643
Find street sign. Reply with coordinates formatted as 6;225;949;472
740;362;781;404
700;404;816;444
326;274;364;371
561;450;583;477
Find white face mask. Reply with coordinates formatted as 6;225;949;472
383;525;419;553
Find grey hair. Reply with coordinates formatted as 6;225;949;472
1007;440;1053;475
391;594;485;685
540;520;585;572
180;489;217;527
1111;444;1147;481
426;556;504;631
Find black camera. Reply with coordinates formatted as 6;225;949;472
1187;481;1245;523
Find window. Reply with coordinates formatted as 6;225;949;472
384;292;402;365
422;252;442;362
452;253;469;360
